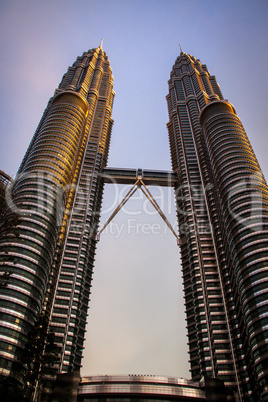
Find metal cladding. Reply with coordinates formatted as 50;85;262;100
167;52;268;400
0;46;114;382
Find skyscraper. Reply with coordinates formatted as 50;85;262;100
0;44;268;402
0;44;114;392
167;51;268;401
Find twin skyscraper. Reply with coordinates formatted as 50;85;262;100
0;44;268;401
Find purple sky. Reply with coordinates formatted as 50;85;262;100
0;0;268;378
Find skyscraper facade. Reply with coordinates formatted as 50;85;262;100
0;45;268;402
0;44;114;389
167;51;268;401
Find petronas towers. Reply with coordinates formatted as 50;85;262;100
0;45;268;401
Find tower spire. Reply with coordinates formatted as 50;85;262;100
179;43;183;53
100;38;103;49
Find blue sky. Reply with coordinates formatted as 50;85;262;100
0;0;268;378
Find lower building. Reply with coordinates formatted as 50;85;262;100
46;374;237;402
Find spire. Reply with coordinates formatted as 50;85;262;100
99;38;104;49
179;43;183;54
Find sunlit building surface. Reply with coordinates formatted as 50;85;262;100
0;45;267;401
0;44;114;390
167;51;268;400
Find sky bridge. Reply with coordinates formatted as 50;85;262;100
102;167;177;187
98;167;179;242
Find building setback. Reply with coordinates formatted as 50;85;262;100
167;51;268;400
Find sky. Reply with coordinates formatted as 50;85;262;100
0;0;268;379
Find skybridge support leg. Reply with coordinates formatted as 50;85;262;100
96;179;179;243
